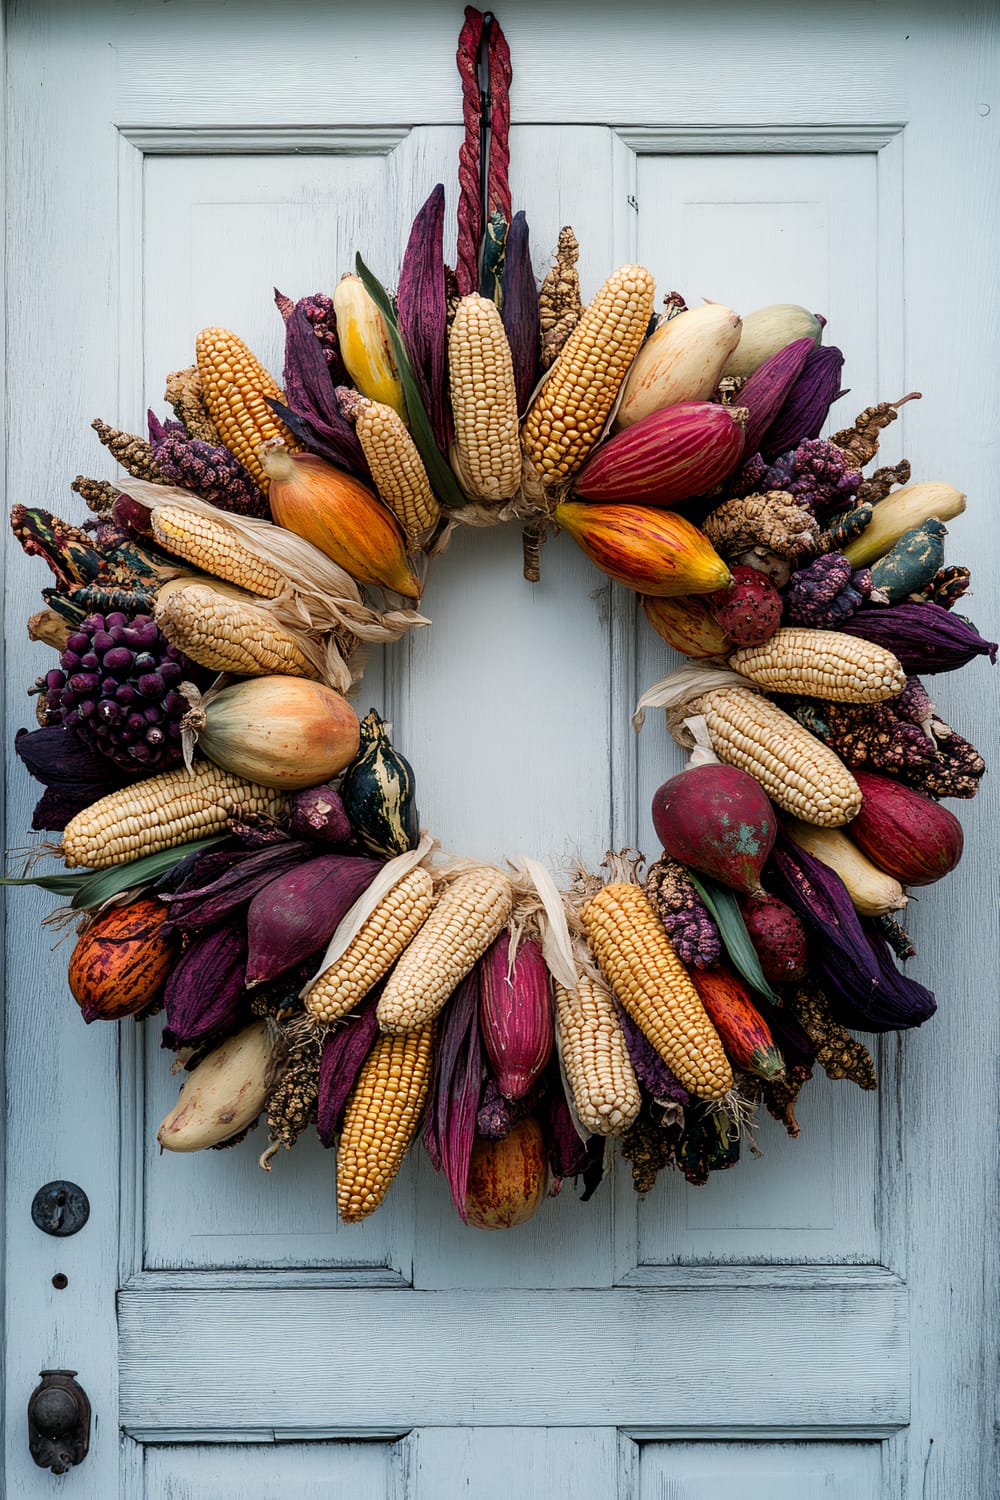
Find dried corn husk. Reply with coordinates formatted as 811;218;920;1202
121;479;429;690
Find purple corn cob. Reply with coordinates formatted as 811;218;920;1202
616;1006;690;1106
148;414;268;518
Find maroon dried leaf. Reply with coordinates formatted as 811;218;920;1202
424;968;483;1221
737;337;815;458
161;923;248;1048
161;841;314;932
397;183;453;452
316;992;381;1145
266;396;369;480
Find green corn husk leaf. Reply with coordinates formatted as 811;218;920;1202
355;253;467;509
479;210;508;307
0;872;87;896
686;870;781;1004
2;835;230;909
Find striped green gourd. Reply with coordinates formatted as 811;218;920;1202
340;709;420;858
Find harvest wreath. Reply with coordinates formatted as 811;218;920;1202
6;9;995;1229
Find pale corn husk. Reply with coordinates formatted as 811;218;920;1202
517;856;577;991
122;481;430;692
301;832;436;992
632;662;758;732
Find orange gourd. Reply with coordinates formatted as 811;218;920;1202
68;897;176;1021
465;1115;548;1229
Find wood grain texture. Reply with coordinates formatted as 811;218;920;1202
118;1280;908;1435
639;1440;884;1499
400;1428;623;1500
143;1439;397;1499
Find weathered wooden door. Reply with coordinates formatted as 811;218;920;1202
4;2;997;1495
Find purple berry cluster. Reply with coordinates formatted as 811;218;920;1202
53;612;197;771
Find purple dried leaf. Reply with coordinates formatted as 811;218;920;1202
266;396;369;480
425;968;483;1221
760;345;847;460
274;288;296;323
146;409;187;448
545;1087;590;1180
397;184;452;452
161;841;313;933
161;923;248;1048
737;337;815;458
500;210;541;414
316;992;381;1145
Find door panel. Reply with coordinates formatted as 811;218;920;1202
5;4;998;1497
638;1441;884;1499
143;1440;399;1499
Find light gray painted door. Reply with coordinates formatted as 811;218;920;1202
3;3;997;1496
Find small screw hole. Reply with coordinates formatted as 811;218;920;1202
52;1273;69;1290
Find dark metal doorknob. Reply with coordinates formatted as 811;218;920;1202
27;1370;91;1473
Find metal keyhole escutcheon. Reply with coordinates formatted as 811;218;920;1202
28;1371;91;1473
30;1182;90;1237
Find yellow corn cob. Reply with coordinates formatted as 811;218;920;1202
151;506;285;598
521;265;656;496
195;327;300;490
376;868;514;1034
304;868;435;1024
352;396;440;542
332;274;408;421
555;974;642;1135
62;761;288;869
696;686;862;826
155;583;319;679
730;627;906;702
448;294;521;502
336;1020;436;1222
582;883;732;1101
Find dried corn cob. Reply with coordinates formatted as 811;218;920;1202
304;868;435;1024
582;883;732;1102
555;974;642;1135
165;365;222;445
448;294;521;502
91;419;164;482
377;868;514;1033
336;1020;436;1222
155;583;318;679
521;264;655;496
344;393;440;542
690;687;862;826
62;760;288;869
151;505;285;597
261;1013;325;1163
788;987;877;1089
71;475;119;516
538;226;582;370
195;327;300;490
730;627;906;703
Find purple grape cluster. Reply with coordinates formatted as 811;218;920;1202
54;611;198;771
